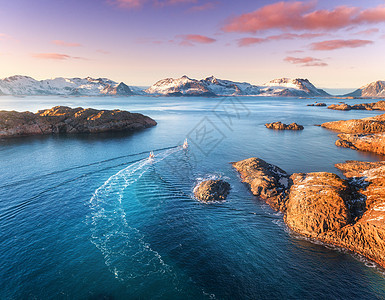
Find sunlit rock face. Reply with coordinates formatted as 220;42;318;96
233;157;385;268
321;113;385;155
232;157;290;212
0;106;157;137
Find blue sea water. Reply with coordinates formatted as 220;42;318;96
0;95;385;299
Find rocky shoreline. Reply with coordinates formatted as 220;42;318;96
232;157;385;268
0;106;157;138
327;100;385;111
321;113;385;155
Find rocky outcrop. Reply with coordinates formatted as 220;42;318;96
350;100;385;110
285;172;353;237
328;103;352;111
232;158;289;211
194;179;230;202
307;102;326;106
321;114;385;154
232;157;385;268
322;161;385;268
327;100;385;111
265;122;304;130
322;114;385;134
0;106;157;138
335;133;385;155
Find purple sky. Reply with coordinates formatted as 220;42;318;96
1;0;385;89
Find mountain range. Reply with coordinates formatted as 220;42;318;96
0;75;384;98
344;80;385;98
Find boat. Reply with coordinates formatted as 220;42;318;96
182;138;188;149
149;151;155;160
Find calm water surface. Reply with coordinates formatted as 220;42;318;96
0;95;385;299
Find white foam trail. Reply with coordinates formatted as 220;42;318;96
87;147;181;285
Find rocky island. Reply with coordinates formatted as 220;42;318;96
328;101;385;111
321;113;385;155
265;122;304;130
194;179;231;202
232;157;385;268
0;106;157;138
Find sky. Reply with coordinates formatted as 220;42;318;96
1;0;385;91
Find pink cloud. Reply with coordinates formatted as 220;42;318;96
354;28;379;35
52;40;82;47
284;56;327;67
96;49;110;54
310;39;373;50
32;53;87;60
238;32;325;47
154;0;196;6
108;0;196;9
179;34;216;45
238;37;265;47
222;2;385;33
189;2;216;12
108;0;143;8
0;33;11;40
356;5;385;23
287;50;305;54
267;32;325;40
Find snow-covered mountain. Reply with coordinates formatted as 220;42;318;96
344;80;385;98
0;74;330;97
145;76;216;97
0;75;136;96
146;75;329;97
260;78;329;97
202;76;260;96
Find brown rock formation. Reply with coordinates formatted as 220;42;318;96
285;172;353;237
232;157;385;268
0;106;157;138
232;158;289;211
322;161;385;268
322;114;385;134
307;102;326;107
351;100;385;111
194;179;230;202
328;103;352;110
321;114;385;155
265;122;304;131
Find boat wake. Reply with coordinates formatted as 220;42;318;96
87;147;182;287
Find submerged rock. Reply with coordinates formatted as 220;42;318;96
0;106;157;138
265;122;304;131
232;157;385;268
194;179;230;202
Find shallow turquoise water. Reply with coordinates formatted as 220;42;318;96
0;95;385;299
